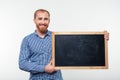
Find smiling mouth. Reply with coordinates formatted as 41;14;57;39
39;24;47;27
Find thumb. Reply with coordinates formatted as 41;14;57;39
47;61;52;65
47;62;51;66
49;60;53;65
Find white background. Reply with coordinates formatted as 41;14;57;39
0;0;120;80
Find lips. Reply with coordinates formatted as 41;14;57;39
39;24;47;27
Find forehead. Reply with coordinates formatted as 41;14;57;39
36;11;49;17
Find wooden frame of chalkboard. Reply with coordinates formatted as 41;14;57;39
52;31;108;69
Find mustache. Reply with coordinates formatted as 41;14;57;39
39;24;47;26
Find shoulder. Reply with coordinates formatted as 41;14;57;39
47;30;52;35
22;32;36;42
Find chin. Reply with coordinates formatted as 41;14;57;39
37;26;48;33
40;29;47;33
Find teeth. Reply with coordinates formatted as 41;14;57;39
40;25;46;26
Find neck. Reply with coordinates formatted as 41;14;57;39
36;30;47;38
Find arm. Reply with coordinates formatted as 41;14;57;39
19;38;45;73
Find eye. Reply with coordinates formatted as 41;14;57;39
44;18;48;20
38;18;42;20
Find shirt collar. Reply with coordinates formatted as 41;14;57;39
34;30;51;37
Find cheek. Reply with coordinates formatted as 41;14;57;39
45;20;50;24
34;20;39;25
45;22;49;25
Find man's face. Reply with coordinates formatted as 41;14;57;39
34;11;50;33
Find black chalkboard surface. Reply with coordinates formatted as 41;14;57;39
52;32;108;69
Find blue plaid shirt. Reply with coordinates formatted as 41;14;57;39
19;31;63;80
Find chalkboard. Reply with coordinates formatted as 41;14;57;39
52;32;108;69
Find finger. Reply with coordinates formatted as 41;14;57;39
47;69;54;73
54;67;60;71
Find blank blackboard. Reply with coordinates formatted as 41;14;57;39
52;32;108;69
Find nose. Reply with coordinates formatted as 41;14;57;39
41;19;45;24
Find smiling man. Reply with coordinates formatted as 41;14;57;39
19;9;63;80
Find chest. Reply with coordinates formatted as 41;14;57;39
28;36;52;54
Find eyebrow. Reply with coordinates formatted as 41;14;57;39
38;17;49;20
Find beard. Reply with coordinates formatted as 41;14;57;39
37;24;48;33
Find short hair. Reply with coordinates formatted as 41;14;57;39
34;9;50;19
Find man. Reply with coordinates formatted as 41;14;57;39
19;9;109;80
19;9;63;80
